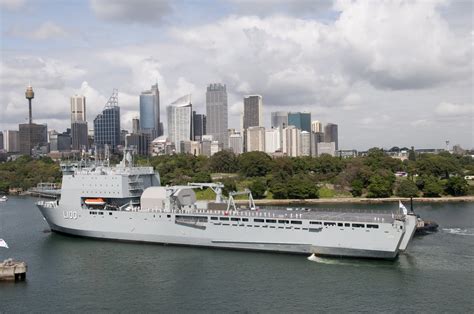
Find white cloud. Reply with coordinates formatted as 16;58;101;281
0;0;25;10
435;102;473;116
8;22;68;40
410;119;432;127
90;0;172;25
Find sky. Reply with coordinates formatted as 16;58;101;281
0;0;472;150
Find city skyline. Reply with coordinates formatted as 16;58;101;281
0;0;472;150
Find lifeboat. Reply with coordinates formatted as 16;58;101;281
84;198;106;206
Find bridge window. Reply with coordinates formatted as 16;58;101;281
367;224;379;229
290;220;302;225
231;218;240;221
278;220;289;224
266;219;276;223
219;217;229;221
310;221;321;225
324;222;336;226
352;223;365;228
210;217;218;220
254;219;264;223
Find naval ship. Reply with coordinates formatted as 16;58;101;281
37;151;417;259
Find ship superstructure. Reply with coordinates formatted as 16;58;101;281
37;152;417;259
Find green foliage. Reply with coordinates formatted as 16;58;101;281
367;174;394;198
0;156;61;191
408;148;416;161
286;176;319;199
351;179;364;197
238;152;273;177
445;176;469;196
270;182;288;199
421;176;444;197
396;179;419;197
248;177;267;199
192;172;212;183
221;178;237;197
416;154;462;178
208;150;238;173
319;186;335;198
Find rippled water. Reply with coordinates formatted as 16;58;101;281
1;197;473;312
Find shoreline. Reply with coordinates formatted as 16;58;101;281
237;196;474;205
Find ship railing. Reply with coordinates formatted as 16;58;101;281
127;207;393;223
36;200;58;208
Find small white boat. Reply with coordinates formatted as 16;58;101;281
0;196;8;202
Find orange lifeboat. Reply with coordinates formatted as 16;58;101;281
84;198;106;206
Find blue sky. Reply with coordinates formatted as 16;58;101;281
0;0;473;150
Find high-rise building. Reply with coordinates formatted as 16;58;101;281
71;95;86;122
246;126;265;152
243;95;263;129
192;111;206;141
19;123;47;155
282;125;301;157
317;142;336;156
4;130;19;153
311;131;325;157
324;123;338;150
311;120;322;133
71;121;88;151
139;84;161;138
288;112;311;132
167;94;192;153
126;133;149;156
93;90;121;153
49;131;71;152
132;117;140;134
300;131;311;156
229;133;243;155
271;111;288;129
206;83;228;148
265;127;281;153
0;131;3;150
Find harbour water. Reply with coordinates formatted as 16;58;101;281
1;196;473;312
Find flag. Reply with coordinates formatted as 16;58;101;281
399;201;408;215
0;239;8;249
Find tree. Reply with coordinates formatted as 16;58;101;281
221;178;237;197
367;174;393;198
238;152;273;177
445;176;469;196
408;146;416;161
422;176;443;197
249;178;267;199
396;179;419;197
270;182;288;199
351;179;364;197
192;171;212;183
287;176;319;199
208;150;238;173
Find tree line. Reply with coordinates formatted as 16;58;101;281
1;149;472;199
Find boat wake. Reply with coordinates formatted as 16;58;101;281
442;228;474;236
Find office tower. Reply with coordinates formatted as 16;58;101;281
206;83;228;148
192;111;206;141
50;131;71;152
265;127;281;153
310;131;325;157
94;89;121;153
288;112;311;132
19;123;47;155
317;142;336;156
271;111;288;129
324;123;339;150
229;133;243;155
300;131;311;156
243;95;263;129
4;130;19;152
139;83;161;138
126;133;149;156
71;95;86;122
70;95;88;151
167;94;192;153
282;125;301;157
0;131;3;150
311;120;322;133
132;117;140;134
246;126;265;152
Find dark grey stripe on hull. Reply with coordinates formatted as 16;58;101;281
48;224;398;260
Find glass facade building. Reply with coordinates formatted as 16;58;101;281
94;91;121;152
206;83;228;148
167;95;192;153
288;112;311;132
139;84;160;138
